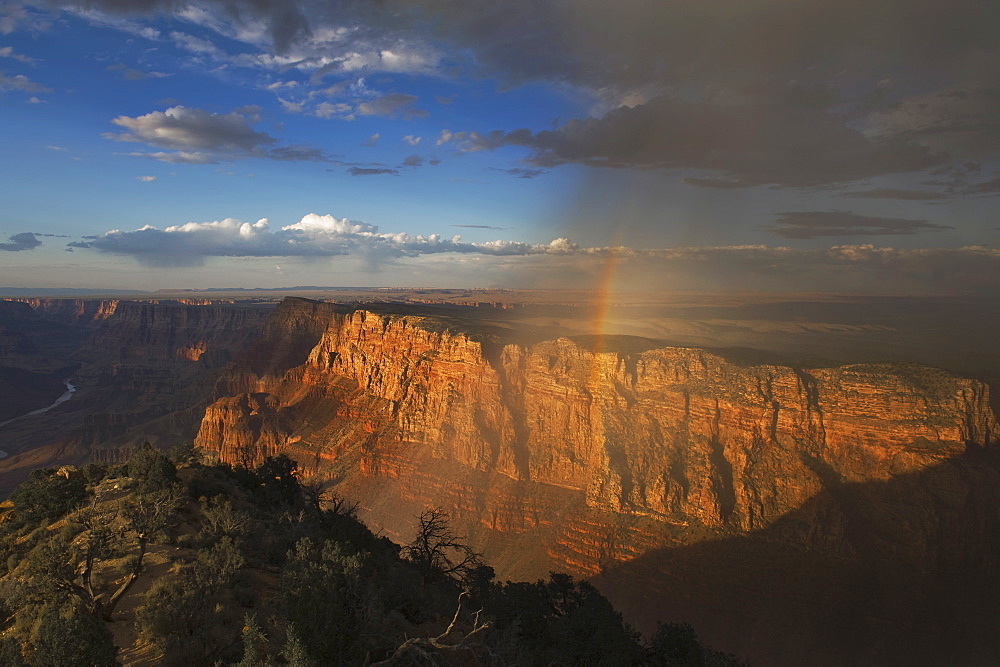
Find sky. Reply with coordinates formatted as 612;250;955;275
2;0;1000;293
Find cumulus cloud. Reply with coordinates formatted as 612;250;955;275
363;133;380;146
105;106;327;163
74;213;577;267
766;211;953;239
403;134;421;146
108;106;275;151
0;232;41;251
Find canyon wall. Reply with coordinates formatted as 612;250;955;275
196;298;997;563
0;300;274;480
9;298;120;326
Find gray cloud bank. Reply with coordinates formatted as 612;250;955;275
767;211;952;239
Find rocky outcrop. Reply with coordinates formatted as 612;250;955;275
196;298;998;569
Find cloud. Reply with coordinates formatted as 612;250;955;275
403;134;421;146
105;106;327;163
401;155;422;167
0;232;41;251
450;96;941;187
16;0;1000;205
683;178;748;190
45;145;67;151
0;72;50;94
451;224;511;230
839;189;948;201
314;101;352;118
363;133;380;146
0;46;35;63
348;167;398;176
74;213;575;266
121;68;172;81
356;93;427;119
108;106;274;151
766;211;953;239
501;167;546;179
963;178;1000;195
136;175;157;182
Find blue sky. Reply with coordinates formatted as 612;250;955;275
2;1;1000;293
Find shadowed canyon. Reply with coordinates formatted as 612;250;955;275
2;292;999;664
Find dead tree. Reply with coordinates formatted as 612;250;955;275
370;592;494;665
401;508;482;584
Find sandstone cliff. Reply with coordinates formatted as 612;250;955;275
192;298;1000;663
196;298;997;560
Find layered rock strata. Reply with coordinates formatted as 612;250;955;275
196;298;997;563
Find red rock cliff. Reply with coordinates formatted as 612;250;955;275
196;298;997;557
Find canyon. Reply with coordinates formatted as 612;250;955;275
2;294;999;664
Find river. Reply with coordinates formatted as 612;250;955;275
0;379;77;457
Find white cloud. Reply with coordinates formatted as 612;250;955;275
170;30;222;57
137;175;157;182
0;72;50;93
106;106;327;163
108;106;274;151
0;46;35;63
403;134;421;146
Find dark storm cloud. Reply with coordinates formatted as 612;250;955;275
766;211;952;239
457;96;941;187
0;232;42;251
